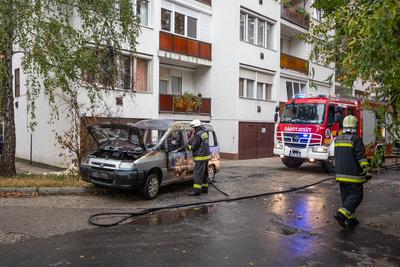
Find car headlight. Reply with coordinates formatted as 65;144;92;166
275;143;283;149
312;146;328;153
119;161;135;170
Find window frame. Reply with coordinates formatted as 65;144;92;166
134;0;150;26
161;9;198;40
240;10;275;50
286;80;307;100
239;72;273;101
14;68;20;98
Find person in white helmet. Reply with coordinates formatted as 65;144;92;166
333;114;371;228
186;119;211;195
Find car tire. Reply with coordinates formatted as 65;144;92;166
281;157;303;168
142;173;160;200
208;165;216;182
321;158;335;174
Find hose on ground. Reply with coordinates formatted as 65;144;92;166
88;177;335;227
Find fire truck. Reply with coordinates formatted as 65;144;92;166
273;95;390;172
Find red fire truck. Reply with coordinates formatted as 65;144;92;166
273;95;390;172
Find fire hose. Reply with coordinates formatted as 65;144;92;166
88;177;335;227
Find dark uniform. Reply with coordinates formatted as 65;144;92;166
334;132;370;227
188;125;211;195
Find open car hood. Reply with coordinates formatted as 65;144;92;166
88;124;145;150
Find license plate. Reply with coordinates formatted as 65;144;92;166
289;150;301;157
91;171;109;179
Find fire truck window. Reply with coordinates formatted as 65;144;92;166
328;106;335;124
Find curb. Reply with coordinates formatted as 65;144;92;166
0;187;101;195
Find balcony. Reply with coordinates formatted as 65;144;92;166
159;31;212;61
196;0;211;5
281;5;310;30
159;94;211;116
280;53;308;75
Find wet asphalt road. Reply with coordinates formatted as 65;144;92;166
0;168;399;266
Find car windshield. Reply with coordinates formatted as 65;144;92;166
89;125;143;149
281;103;326;124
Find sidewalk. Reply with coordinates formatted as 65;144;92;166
16;158;64;175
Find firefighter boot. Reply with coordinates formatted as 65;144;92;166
333;212;347;228
201;183;209;194
187;190;201;196
345;218;359;228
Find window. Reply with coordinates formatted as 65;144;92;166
240;13;245;41
136;0;149;26
257;82;263;99
240;11;275;49
14;68;20;97
171;76;182;95
82;49;150;92
118;55;131;89
239;78;244;97
265;83;272;100
246;79;254;98
175;12;185;35
161;8;171;31
239;68;273;100
159;80;168;94
247;16;255;44
266;23;274;49
134;58;149;92
257;21;265;47
286;81;306;100
187;16;197;38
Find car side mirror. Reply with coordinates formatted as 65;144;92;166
274;113;279;123
275;106;280;113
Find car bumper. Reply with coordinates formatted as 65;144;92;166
273;146;329;161
79;165;145;189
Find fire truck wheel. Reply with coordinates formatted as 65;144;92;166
321;159;335;174
281;157;303;168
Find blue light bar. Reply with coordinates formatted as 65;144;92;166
295;94;305;98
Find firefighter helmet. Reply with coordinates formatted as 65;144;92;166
190;119;202;128
343;115;358;132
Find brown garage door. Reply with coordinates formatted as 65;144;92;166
239;122;275;159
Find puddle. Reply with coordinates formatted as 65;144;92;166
129;205;215;226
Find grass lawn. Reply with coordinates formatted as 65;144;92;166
0;174;89;187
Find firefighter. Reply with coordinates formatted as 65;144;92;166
333;115;371;228
186;119;211;196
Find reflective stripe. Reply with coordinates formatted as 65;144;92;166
359;160;369;167
335;143;353;147
336;177;366;183
193;184;202;189
201;132;208;140
338;208;355;219
202;184;208;187
194;155;211;161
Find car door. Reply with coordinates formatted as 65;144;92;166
166;129;189;181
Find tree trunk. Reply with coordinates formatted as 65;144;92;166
0;27;16;176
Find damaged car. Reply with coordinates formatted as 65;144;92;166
79;119;221;199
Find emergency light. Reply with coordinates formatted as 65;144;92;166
294;94;305;98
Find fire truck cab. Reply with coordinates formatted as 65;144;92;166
273;95;388;172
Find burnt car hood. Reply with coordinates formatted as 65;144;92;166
88;124;145;150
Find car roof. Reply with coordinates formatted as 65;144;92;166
133;119;214;131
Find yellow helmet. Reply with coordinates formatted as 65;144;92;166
343;115;358;129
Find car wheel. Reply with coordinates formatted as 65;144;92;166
208;165;216;182
281;157;303;168
142;173;160;200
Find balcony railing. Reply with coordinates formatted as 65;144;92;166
159;31;212;61
280;53;309;75
196;0;211;5
159;94;211;115
281;6;310;30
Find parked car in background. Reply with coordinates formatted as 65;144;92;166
79;119;221;199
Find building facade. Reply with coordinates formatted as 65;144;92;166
11;0;363;167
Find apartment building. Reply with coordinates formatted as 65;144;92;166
11;0;362;167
